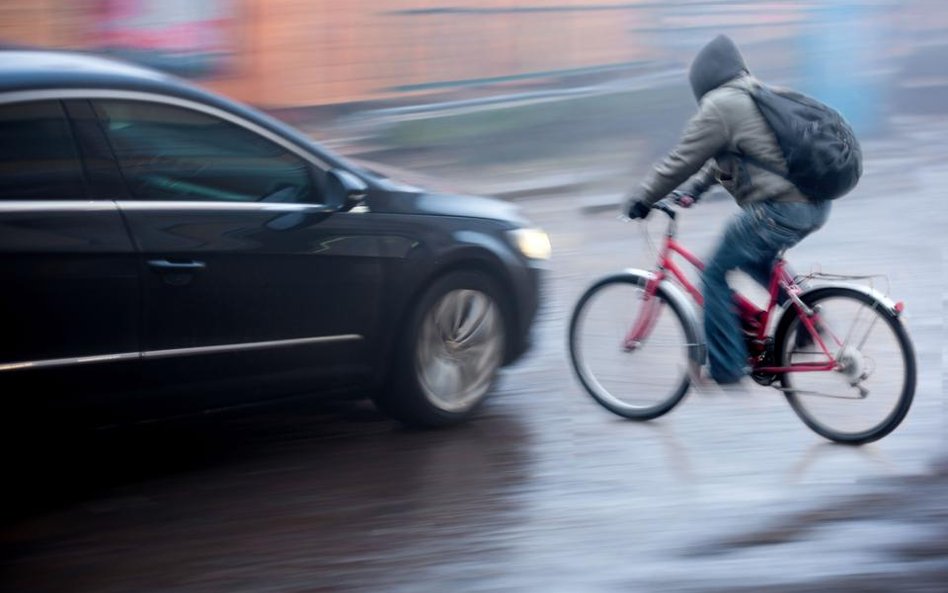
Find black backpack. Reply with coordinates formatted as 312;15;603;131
746;84;862;200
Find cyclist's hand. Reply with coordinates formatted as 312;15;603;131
626;199;651;220
671;191;697;208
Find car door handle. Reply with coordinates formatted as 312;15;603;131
147;259;206;271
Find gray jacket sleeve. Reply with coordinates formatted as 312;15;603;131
678;161;718;198
631;99;729;206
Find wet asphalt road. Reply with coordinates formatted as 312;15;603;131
2;125;946;592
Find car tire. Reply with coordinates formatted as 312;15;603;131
376;270;508;428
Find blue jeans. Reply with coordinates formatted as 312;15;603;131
702;200;831;383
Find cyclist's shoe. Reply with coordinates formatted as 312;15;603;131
689;366;709;390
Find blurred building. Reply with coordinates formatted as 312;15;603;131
0;0;801;108
0;0;936;125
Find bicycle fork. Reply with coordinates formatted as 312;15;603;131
623;296;663;351
622;275;664;351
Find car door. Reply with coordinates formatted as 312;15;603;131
0;99;141;421
89;97;385;409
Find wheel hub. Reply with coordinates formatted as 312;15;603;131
836;345;867;385
416;289;503;412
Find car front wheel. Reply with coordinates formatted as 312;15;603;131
378;270;508;427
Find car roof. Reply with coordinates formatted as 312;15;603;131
0;49;353;171
0;50;230;107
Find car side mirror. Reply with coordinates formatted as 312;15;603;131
326;168;368;211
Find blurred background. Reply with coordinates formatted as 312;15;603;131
3;0;947;187
2;2;946;592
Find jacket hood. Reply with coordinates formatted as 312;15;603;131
688;35;748;101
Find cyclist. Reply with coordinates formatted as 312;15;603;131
623;34;831;386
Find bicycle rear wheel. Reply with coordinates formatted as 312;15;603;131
569;274;697;420
774;287;916;445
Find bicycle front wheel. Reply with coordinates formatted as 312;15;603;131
569;274;696;420
774;287;916;445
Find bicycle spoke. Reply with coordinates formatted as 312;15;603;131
836;299;881;352
854;305;882;351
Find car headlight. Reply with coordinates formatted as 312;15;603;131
508;228;552;260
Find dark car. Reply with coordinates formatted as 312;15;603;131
0;50;548;428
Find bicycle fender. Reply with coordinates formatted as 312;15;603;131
621;268;707;366
779;283;903;321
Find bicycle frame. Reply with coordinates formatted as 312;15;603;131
624;205;839;375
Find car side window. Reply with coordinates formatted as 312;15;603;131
0;101;86;200
93;100;322;204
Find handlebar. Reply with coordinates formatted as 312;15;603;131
652;200;677;219
619;196;680;238
620;196;682;224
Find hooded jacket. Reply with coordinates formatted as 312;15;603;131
632;35;809;208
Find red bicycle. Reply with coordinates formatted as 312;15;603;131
568;201;916;444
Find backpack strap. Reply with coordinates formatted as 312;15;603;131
740;82;794;184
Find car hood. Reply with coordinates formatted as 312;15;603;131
347;158;530;226
368;187;530;227
347;157;462;195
